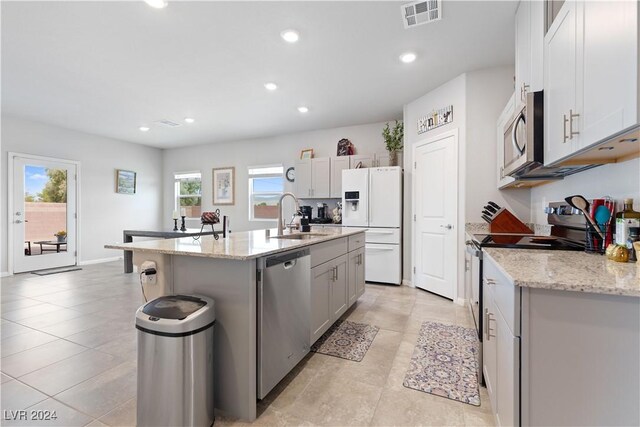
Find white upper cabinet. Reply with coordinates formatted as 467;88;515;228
544;0;638;165
294;158;313;198
350;154;376;168
311;158;330;198
294;157;330;199
515;0;544;105
374;152;391;167
330;156;350;198
577;0;638;149
544;0;580;165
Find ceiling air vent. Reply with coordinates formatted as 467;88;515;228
155;119;182;128
402;0;442;29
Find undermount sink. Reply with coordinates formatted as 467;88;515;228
271;233;328;240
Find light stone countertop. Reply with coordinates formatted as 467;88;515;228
105;227;366;261
483;248;640;297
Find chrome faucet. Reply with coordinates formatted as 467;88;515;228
277;192;300;236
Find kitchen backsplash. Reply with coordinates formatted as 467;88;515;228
530;159;639;224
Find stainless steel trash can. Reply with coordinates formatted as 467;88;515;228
136;294;215;427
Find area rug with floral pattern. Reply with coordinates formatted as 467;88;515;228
310;319;379;362
403;321;480;406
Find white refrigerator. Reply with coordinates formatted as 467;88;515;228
342;167;402;285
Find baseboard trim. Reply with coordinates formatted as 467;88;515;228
455;297;467;306
79;256;122;266
1;271;11;277
402;279;414;288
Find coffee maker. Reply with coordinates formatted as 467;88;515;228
317;203;328;220
299;205;313;219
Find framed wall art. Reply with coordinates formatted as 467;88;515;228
212;167;235;205
300;148;314;159
115;169;136;194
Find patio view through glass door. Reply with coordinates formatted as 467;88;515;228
12;155;77;273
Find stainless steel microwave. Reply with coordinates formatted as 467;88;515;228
503;91;544;177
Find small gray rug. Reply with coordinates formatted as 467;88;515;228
403;321;480;406
311;319;379;362
32;267;82;276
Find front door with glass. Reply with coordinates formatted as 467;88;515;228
12;155;77;273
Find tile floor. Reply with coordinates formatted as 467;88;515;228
1;262;495;426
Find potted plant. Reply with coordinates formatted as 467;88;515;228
54;230;67;243
382;120;404;166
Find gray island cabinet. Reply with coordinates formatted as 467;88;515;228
481;249;640;427
105;227;366;422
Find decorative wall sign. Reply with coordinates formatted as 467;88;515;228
212;167;235;205
115;169;136;194
417;105;453;134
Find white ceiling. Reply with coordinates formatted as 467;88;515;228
1;1;517;149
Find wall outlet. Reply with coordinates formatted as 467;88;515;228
140;261;157;285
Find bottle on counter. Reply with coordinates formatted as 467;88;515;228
615;198;640;245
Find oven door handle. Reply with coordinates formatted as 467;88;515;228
465;242;482;258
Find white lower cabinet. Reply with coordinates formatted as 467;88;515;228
310;262;333;344
310;233;365;345
330;255;348;320
483;257;519;427
494;306;519;427
482;284;498;415
348;247;365;306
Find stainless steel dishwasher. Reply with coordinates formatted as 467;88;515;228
257;248;310;399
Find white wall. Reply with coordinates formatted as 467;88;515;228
1;115;164;273
403;66;521;299
466;67;531;222
161;121;398;232
530;158;640;223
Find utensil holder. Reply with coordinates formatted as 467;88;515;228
585;223;613;254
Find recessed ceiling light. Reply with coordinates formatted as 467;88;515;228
399;52;417;63
264;82;278;91
281;30;299;43
139;126;150;132
184;117;195;124
144;0;168;9
297;106;309;113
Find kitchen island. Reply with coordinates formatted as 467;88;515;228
105;227;366;421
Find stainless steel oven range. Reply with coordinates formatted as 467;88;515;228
465;201;587;385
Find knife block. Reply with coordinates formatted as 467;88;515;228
489;209;533;234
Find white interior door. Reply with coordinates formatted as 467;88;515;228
413;132;458;299
11;155;78;273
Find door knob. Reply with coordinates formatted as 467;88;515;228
440;224;453;230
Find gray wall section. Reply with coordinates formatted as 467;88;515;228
1;115;164;272
160;120;399;237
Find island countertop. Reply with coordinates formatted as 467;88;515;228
105;227;367;261
483;247;640;297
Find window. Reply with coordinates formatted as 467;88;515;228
174;172;202;218
248;165;284;220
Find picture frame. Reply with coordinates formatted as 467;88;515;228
115;169;136;194
300;148;314;159
212;167;235;205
